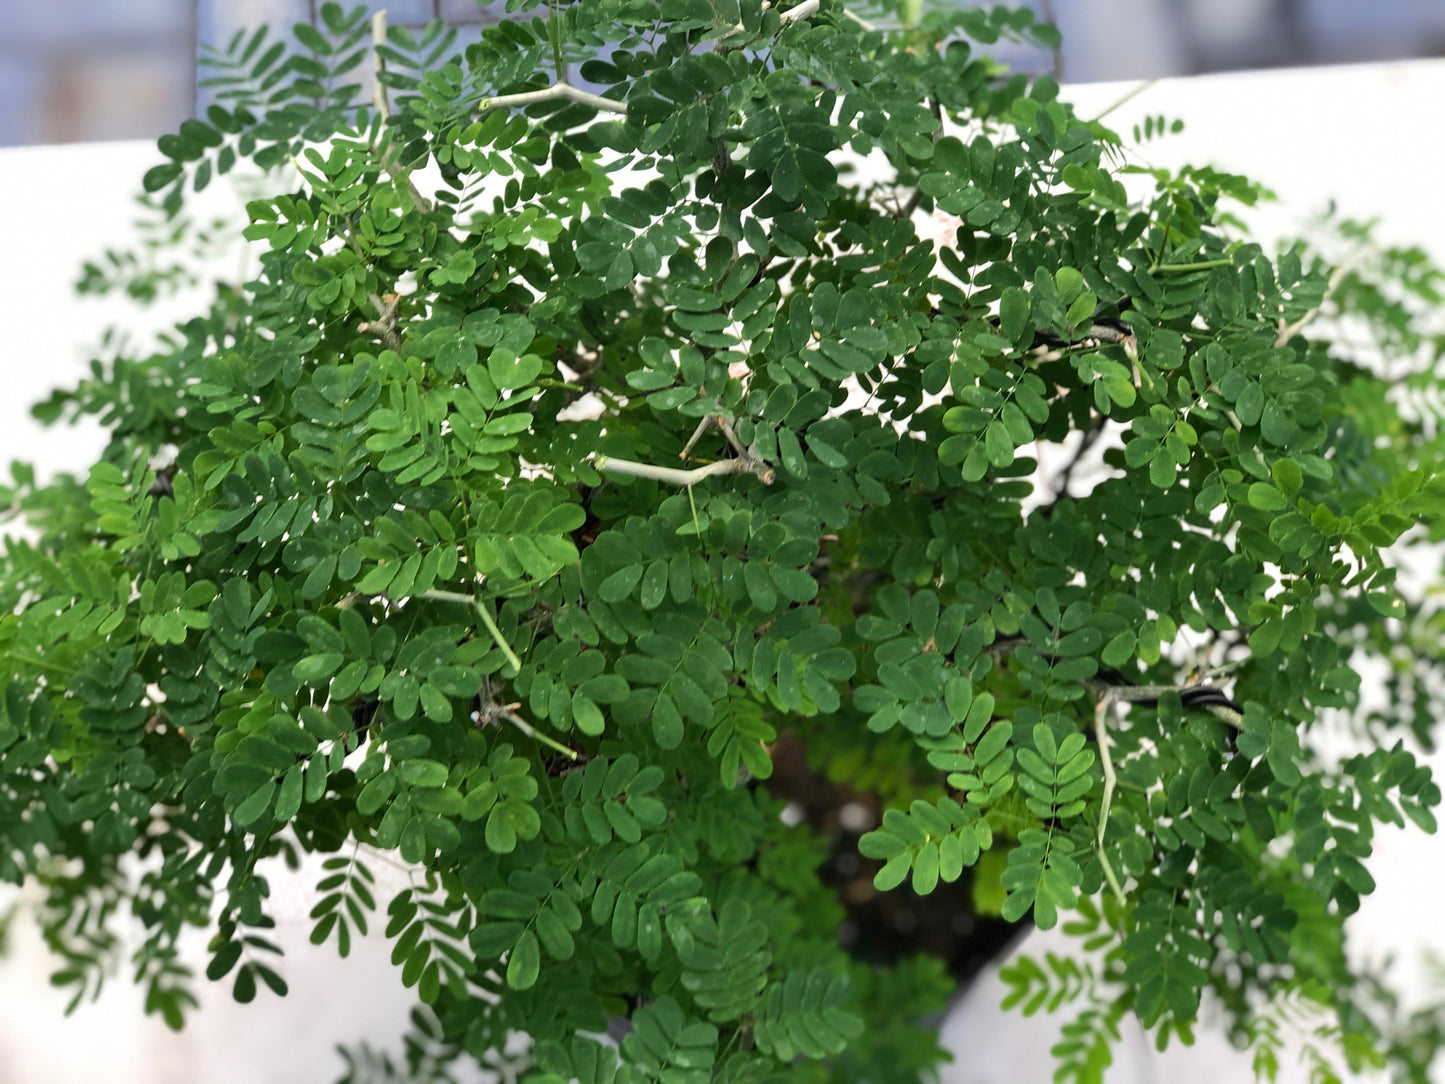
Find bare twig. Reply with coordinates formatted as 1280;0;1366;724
1054;416;1106;498
716;0;821;46
894;97;943;220
480;83;626;115
611;413;773;483
500;709;578;759
1078;322;1134;346
474;698;578;759
681;415;718;461
371;11;390;120
1093;692;1128;909
359;292;403;352
713;414;749;457
595;452;775;487
1037;0;1063;81
840;7;878;32
1091;676;1243;913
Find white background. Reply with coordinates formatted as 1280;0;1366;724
1;57;1443;1083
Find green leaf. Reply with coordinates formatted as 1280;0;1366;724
274;764;304;821
984;423;1013;468
506;929;540;989
233;782;275;828
573;692;605;735
143;162;184;192
999;288;1030;344
1101;630;1136;667
1246;483;1288;511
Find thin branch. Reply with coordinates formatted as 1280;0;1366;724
416;589;523;673
1054;415;1106;498
502;709;579;759
472;694;579;759
894;97;943;220
781;0;821;23
479;83;627;115
1093;693;1128;909
1078;322;1134;346
681;415;718;461
1200;657;1249;682
716;0;821;46
1275;259;1354;346
359;292;403;352
420;589;477;605
1088;79;1157;123
1037;0;1063;81
713;414;749;457
475;701;578;760
1092;674;1243;911
367;12;431;213
3;650;76;678
840;6;878;32
371;10;389;120
596;450;775;486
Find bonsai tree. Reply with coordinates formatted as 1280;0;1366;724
5;1;1445;1080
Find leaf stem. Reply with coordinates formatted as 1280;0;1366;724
1149;258;1234;273
3;650;76;678
500;709;578;760
417;590;522;673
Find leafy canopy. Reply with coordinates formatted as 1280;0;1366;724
5;1;1445;1081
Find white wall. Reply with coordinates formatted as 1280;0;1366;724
2;57;1443;1083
